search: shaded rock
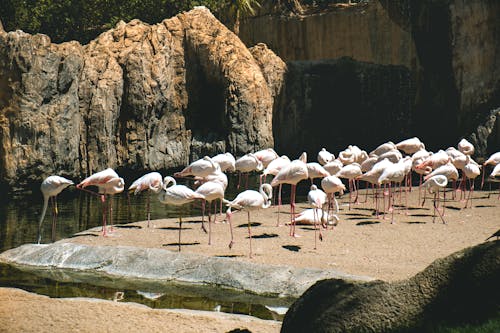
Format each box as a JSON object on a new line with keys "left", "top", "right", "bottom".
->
{"left": 467, "top": 108, "right": 500, "bottom": 158}
{"left": 281, "top": 240, "right": 500, "bottom": 333}
{"left": 0, "top": 242, "right": 373, "bottom": 298}
{"left": 0, "top": 7, "right": 274, "bottom": 189}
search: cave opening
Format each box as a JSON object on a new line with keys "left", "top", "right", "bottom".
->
{"left": 184, "top": 56, "right": 228, "bottom": 161}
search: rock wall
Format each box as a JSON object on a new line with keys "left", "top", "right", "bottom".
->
{"left": 240, "top": 0, "right": 500, "bottom": 156}
{"left": 0, "top": 7, "right": 274, "bottom": 189}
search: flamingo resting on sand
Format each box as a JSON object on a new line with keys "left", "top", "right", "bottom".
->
{"left": 128, "top": 172, "right": 163, "bottom": 227}
{"left": 38, "top": 175, "right": 74, "bottom": 243}
{"left": 77, "top": 168, "right": 124, "bottom": 236}
{"left": 225, "top": 183, "right": 272, "bottom": 258}
{"left": 158, "top": 176, "right": 204, "bottom": 252}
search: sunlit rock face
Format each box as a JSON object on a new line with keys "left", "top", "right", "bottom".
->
{"left": 0, "top": 7, "right": 274, "bottom": 189}
{"left": 240, "top": 0, "right": 500, "bottom": 156}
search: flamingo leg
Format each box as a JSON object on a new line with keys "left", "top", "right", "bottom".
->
{"left": 290, "top": 184, "right": 299, "bottom": 237}
{"left": 313, "top": 208, "right": 318, "bottom": 250}
{"left": 247, "top": 211, "right": 253, "bottom": 258}
{"left": 178, "top": 214, "right": 182, "bottom": 252}
{"left": 276, "top": 184, "right": 282, "bottom": 227}
{"left": 51, "top": 196, "right": 57, "bottom": 243}
{"left": 101, "top": 195, "right": 107, "bottom": 236}
{"left": 201, "top": 200, "right": 207, "bottom": 233}
{"left": 38, "top": 196, "right": 49, "bottom": 244}
{"left": 108, "top": 195, "right": 114, "bottom": 232}
{"left": 208, "top": 201, "right": 212, "bottom": 245}
{"left": 146, "top": 191, "right": 151, "bottom": 228}
{"left": 227, "top": 209, "right": 234, "bottom": 249}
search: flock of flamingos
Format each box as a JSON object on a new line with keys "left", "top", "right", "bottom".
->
{"left": 38, "top": 137, "right": 500, "bottom": 257}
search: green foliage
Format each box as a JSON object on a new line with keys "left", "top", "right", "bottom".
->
{"left": 0, "top": 0, "right": 253, "bottom": 44}
{"left": 429, "top": 317, "right": 500, "bottom": 333}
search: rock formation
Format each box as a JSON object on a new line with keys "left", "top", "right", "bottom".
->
{"left": 0, "top": 7, "right": 274, "bottom": 189}
{"left": 281, "top": 240, "right": 500, "bottom": 332}
{"left": 240, "top": 0, "right": 500, "bottom": 156}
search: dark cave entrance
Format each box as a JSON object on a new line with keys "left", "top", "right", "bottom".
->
{"left": 184, "top": 53, "right": 229, "bottom": 161}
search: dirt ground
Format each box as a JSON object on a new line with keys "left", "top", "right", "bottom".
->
{"left": 1, "top": 187, "right": 499, "bottom": 333}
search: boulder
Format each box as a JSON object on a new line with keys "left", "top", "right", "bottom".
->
{"left": 281, "top": 240, "right": 500, "bottom": 332}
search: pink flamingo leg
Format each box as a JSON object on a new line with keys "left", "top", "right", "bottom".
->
{"left": 226, "top": 209, "right": 235, "bottom": 249}
{"left": 101, "top": 195, "right": 107, "bottom": 237}
{"left": 201, "top": 200, "right": 207, "bottom": 233}
{"left": 146, "top": 191, "right": 151, "bottom": 228}
{"left": 51, "top": 196, "right": 57, "bottom": 242}
{"left": 276, "top": 184, "right": 282, "bottom": 226}
{"left": 247, "top": 211, "right": 253, "bottom": 258}
{"left": 208, "top": 201, "right": 212, "bottom": 245}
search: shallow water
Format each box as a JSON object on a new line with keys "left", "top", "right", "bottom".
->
{"left": 0, "top": 173, "right": 303, "bottom": 320}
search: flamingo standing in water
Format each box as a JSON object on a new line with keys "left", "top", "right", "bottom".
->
{"left": 158, "top": 176, "right": 204, "bottom": 252}
{"left": 307, "top": 184, "right": 327, "bottom": 248}
{"left": 77, "top": 168, "right": 124, "bottom": 236}
{"left": 128, "top": 172, "right": 163, "bottom": 227}
{"left": 38, "top": 176, "right": 73, "bottom": 243}
{"left": 174, "top": 156, "right": 219, "bottom": 178}
{"left": 271, "top": 152, "right": 308, "bottom": 237}
{"left": 254, "top": 148, "right": 279, "bottom": 168}
{"left": 225, "top": 183, "right": 272, "bottom": 258}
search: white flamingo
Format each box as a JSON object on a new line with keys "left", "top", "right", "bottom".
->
{"left": 395, "top": 137, "right": 425, "bottom": 155}
{"left": 271, "top": 152, "right": 308, "bottom": 237}
{"left": 158, "top": 176, "right": 204, "bottom": 251}
{"left": 195, "top": 181, "right": 225, "bottom": 244}
{"left": 317, "top": 148, "right": 335, "bottom": 165}
{"left": 235, "top": 153, "right": 263, "bottom": 189}
{"left": 224, "top": 183, "right": 272, "bottom": 258}
{"left": 421, "top": 175, "right": 448, "bottom": 224}
{"left": 254, "top": 148, "right": 279, "bottom": 168}
{"left": 77, "top": 168, "right": 124, "bottom": 237}
{"left": 320, "top": 175, "right": 345, "bottom": 217}
{"left": 260, "top": 155, "right": 291, "bottom": 225}
{"left": 307, "top": 184, "right": 328, "bottom": 248}
{"left": 128, "top": 172, "right": 163, "bottom": 227}
{"left": 174, "top": 156, "right": 219, "bottom": 178}
{"left": 211, "top": 152, "right": 236, "bottom": 172}
{"left": 38, "top": 175, "right": 73, "bottom": 243}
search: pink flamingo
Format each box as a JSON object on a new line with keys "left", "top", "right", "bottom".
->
{"left": 336, "top": 163, "right": 362, "bottom": 209}
{"left": 195, "top": 181, "right": 225, "bottom": 244}
{"left": 77, "top": 168, "right": 124, "bottom": 236}
{"left": 271, "top": 152, "right": 309, "bottom": 237}
{"left": 158, "top": 176, "right": 204, "bottom": 252}
{"left": 235, "top": 153, "right": 263, "bottom": 189}
{"left": 395, "top": 137, "right": 425, "bottom": 155}
{"left": 260, "top": 155, "right": 290, "bottom": 225}
{"left": 254, "top": 148, "right": 279, "bottom": 168}
{"left": 211, "top": 152, "right": 236, "bottom": 172}
{"left": 307, "top": 184, "right": 327, "bottom": 248}
{"left": 317, "top": 148, "right": 335, "bottom": 166}
{"left": 320, "top": 175, "right": 345, "bottom": 218}
{"left": 128, "top": 172, "right": 163, "bottom": 227}
{"left": 462, "top": 158, "right": 481, "bottom": 208}
{"left": 481, "top": 152, "right": 500, "bottom": 189}
{"left": 38, "top": 175, "right": 73, "bottom": 243}
{"left": 225, "top": 183, "right": 272, "bottom": 258}
{"left": 421, "top": 175, "right": 448, "bottom": 224}
{"left": 174, "top": 156, "right": 219, "bottom": 178}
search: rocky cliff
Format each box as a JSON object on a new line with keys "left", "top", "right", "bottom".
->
{"left": 0, "top": 7, "right": 274, "bottom": 189}
{"left": 240, "top": 0, "right": 500, "bottom": 156}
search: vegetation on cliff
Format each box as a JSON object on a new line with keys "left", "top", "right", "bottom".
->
{"left": 0, "top": 0, "right": 261, "bottom": 43}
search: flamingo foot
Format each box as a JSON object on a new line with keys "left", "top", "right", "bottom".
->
{"left": 228, "top": 241, "right": 234, "bottom": 249}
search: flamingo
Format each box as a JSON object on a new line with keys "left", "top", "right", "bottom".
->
{"left": 260, "top": 155, "right": 291, "bottom": 225}
{"left": 378, "top": 159, "right": 407, "bottom": 223}
{"left": 158, "top": 176, "right": 204, "bottom": 252}
{"left": 458, "top": 138, "right": 474, "bottom": 155}
{"left": 294, "top": 209, "right": 338, "bottom": 226}
{"left": 174, "top": 156, "right": 219, "bottom": 178}
{"left": 254, "top": 148, "right": 279, "bottom": 168}
{"left": 317, "top": 148, "right": 335, "bottom": 166}
{"left": 306, "top": 162, "right": 330, "bottom": 184}
{"left": 487, "top": 163, "right": 500, "bottom": 199}
{"left": 357, "top": 158, "right": 393, "bottom": 216}
{"left": 462, "top": 157, "right": 481, "bottom": 208}
{"left": 416, "top": 150, "right": 450, "bottom": 170}
{"left": 481, "top": 152, "right": 500, "bottom": 188}
{"left": 321, "top": 175, "right": 345, "bottom": 218}
{"left": 128, "top": 172, "right": 163, "bottom": 227}
{"left": 235, "top": 153, "right": 263, "bottom": 189}
{"left": 421, "top": 175, "right": 448, "bottom": 224}
{"left": 38, "top": 176, "right": 73, "bottom": 244}
{"left": 271, "top": 152, "right": 309, "bottom": 237}
{"left": 395, "top": 137, "right": 425, "bottom": 155}
{"left": 211, "top": 152, "right": 236, "bottom": 172}
{"left": 77, "top": 168, "right": 124, "bottom": 236}
{"left": 194, "top": 167, "right": 228, "bottom": 222}
{"left": 225, "top": 183, "right": 272, "bottom": 258}
{"left": 370, "top": 141, "right": 397, "bottom": 156}
{"left": 195, "top": 181, "right": 225, "bottom": 244}
{"left": 336, "top": 162, "right": 362, "bottom": 209}
{"left": 323, "top": 159, "right": 343, "bottom": 176}
{"left": 307, "top": 184, "right": 327, "bottom": 248}
{"left": 376, "top": 149, "right": 402, "bottom": 163}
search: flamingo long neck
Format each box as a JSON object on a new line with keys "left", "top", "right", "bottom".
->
{"left": 260, "top": 184, "right": 272, "bottom": 208}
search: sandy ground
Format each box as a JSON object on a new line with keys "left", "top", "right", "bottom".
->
{"left": 2, "top": 187, "right": 499, "bottom": 332}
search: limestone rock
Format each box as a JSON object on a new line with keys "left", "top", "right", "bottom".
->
{"left": 0, "top": 7, "right": 274, "bottom": 189}
{"left": 281, "top": 240, "right": 500, "bottom": 333}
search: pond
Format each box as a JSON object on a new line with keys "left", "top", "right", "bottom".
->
{"left": 0, "top": 173, "right": 307, "bottom": 321}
